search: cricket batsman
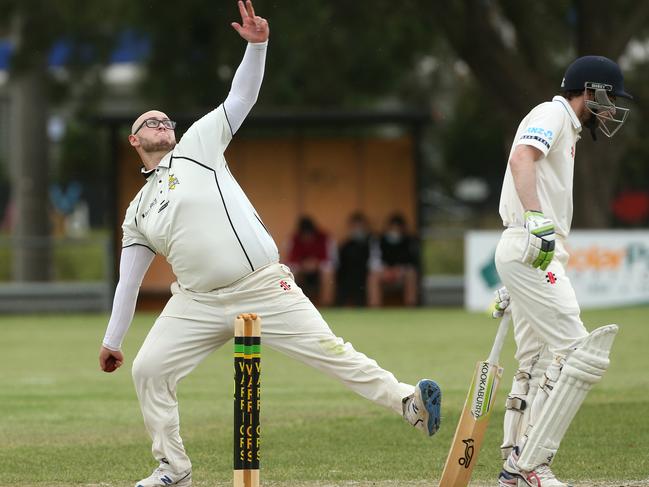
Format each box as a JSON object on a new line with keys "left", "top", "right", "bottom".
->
{"left": 98, "top": 2, "right": 441, "bottom": 486}
{"left": 494, "top": 56, "right": 632, "bottom": 486}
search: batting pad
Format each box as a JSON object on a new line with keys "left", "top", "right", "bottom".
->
{"left": 501, "top": 353, "right": 551, "bottom": 460}
{"left": 517, "top": 324, "right": 618, "bottom": 470}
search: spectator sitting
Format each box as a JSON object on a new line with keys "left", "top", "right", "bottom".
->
{"left": 286, "top": 216, "right": 335, "bottom": 306}
{"left": 336, "top": 212, "right": 376, "bottom": 307}
{"left": 368, "top": 213, "right": 419, "bottom": 307}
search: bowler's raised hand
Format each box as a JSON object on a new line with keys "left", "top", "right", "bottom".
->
{"left": 231, "top": 0, "right": 269, "bottom": 43}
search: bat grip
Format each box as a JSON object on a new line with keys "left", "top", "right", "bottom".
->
{"left": 487, "top": 312, "right": 511, "bottom": 365}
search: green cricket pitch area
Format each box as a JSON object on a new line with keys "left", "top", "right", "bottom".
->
{"left": 1, "top": 306, "right": 648, "bottom": 486}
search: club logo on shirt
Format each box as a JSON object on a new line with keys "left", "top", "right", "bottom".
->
{"left": 168, "top": 174, "right": 180, "bottom": 190}
{"left": 546, "top": 272, "right": 557, "bottom": 284}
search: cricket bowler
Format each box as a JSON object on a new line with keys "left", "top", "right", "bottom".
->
{"left": 494, "top": 56, "right": 632, "bottom": 486}
{"left": 98, "top": 2, "right": 441, "bottom": 486}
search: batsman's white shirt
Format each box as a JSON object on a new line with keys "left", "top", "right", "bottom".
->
{"left": 496, "top": 96, "right": 588, "bottom": 358}
{"left": 122, "top": 105, "right": 279, "bottom": 291}
{"left": 499, "top": 96, "right": 582, "bottom": 238}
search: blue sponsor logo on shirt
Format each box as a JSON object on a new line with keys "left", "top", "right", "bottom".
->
{"left": 525, "top": 126, "right": 553, "bottom": 140}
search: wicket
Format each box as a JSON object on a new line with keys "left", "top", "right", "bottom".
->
{"left": 234, "top": 313, "right": 261, "bottom": 487}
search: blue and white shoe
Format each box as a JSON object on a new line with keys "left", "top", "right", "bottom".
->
{"left": 402, "top": 379, "right": 442, "bottom": 436}
{"left": 135, "top": 461, "right": 192, "bottom": 487}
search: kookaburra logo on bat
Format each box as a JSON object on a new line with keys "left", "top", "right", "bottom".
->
{"left": 458, "top": 438, "right": 475, "bottom": 468}
{"left": 472, "top": 362, "right": 490, "bottom": 417}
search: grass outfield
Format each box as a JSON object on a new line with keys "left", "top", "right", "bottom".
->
{"left": 1, "top": 307, "right": 648, "bottom": 487}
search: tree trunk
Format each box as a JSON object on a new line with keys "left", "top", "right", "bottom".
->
{"left": 10, "top": 55, "right": 51, "bottom": 281}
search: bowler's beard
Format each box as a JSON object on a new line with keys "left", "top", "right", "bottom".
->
{"left": 140, "top": 137, "right": 176, "bottom": 153}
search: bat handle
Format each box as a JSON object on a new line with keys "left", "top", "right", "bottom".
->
{"left": 487, "top": 312, "right": 511, "bottom": 365}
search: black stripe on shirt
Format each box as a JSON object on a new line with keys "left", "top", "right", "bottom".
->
{"left": 122, "top": 242, "right": 156, "bottom": 255}
{"left": 134, "top": 192, "right": 144, "bottom": 228}
{"left": 254, "top": 212, "right": 272, "bottom": 238}
{"left": 170, "top": 155, "right": 255, "bottom": 272}
{"left": 223, "top": 104, "right": 234, "bottom": 136}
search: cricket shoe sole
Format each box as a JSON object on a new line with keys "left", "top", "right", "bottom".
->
{"left": 415, "top": 379, "right": 442, "bottom": 436}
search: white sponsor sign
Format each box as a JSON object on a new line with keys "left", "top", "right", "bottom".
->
{"left": 465, "top": 230, "right": 649, "bottom": 311}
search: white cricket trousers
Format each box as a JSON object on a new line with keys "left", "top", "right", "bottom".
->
{"left": 495, "top": 227, "right": 589, "bottom": 368}
{"left": 131, "top": 263, "right": 413, "bottom": 473}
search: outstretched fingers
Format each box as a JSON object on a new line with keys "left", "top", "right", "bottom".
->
{"left": 232, "top": 0, "right": 268, "bottom": 41}
{"left": 246, "top": 0, "right": 256, "bottom": 18}
{"left": 238, "top": 0, "right": 250, "bottom": 21}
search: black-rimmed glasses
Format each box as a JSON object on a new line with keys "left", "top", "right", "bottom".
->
{"left": 133, "top": 118, "right": 177, "bottom": 134}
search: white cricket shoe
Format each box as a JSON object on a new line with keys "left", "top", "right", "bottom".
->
{"left": 135, "top": 461, "right": 192, "bottom": 487}
{"left": 402, "top": 379, "right": 441, "bottom": 436}
{"left": 503, "top": 448, "right": 572, "bottom": 487}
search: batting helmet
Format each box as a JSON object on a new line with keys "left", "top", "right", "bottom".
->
{"left": 560, "top": 55, "right": 633, "bottom": 99}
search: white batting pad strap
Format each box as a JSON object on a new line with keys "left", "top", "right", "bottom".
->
{"left": 517, "top": 325, "right": 618, "bottom": 470}
{"left": 504, "top": 370, "right": 531, "bottom": 412}
{"left": 505, "top": 396, "right": 525, "bottom": 410}
{"left": 500, "top": 352, "right": 550, "bottom": 461}
{"left": 501, "top": 372, "right": 529, "bottom": 460}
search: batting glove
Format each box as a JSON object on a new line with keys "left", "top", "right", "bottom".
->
{"left": 492, "top": 286, "right": 511, "bottom": 319}
{"left": 522, "top": 210, "right": 555, "bottom": 271}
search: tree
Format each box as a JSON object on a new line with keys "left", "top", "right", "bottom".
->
{"left": 7, "top": 8, "right": 53, "bottom": 280}
{"left": 0, "top": 0, "right": 127, "bottom": 280}
{"left": 123, "top": 0, "right": 434, "bottom": 111}
{"left": 438, "top": 0, "right": 649, "bottom": 227}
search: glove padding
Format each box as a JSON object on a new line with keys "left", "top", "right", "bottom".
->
{"left": 522, "top": 210, "right": 555, "bottom": 271}
{"left": 492, "top": 286, "right": 511, "bottom": 319}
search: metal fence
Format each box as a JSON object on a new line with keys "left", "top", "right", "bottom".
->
{"left": 0, "top": 234, "right": 113, "bottom": 313}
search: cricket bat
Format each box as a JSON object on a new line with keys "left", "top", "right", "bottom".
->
{"left": 438, "top": 312, "right": 511, "bottom": 487}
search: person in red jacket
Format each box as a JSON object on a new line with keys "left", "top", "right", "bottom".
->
{"left": 286, "top": 215, "right": 335, "bottom": 305}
